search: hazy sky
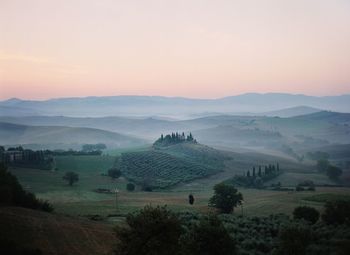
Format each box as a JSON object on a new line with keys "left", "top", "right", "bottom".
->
{"left": 1, "top": 0, "right": 350, "bottom": 100}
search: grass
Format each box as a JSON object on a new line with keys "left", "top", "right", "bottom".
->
{"left": 303, "top": 193, "right": 350, "bottom": 203}
{"left": 8, "top": 152, "right": 350, "bottom": 219}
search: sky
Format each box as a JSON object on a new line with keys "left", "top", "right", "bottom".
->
{"left": 1, "top": 0, "right": 350, "bottom": 100}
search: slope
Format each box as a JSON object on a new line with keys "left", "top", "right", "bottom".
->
{"left": 0, "top": 206, "right": 114, "bottom": 255}
{"left": 0, "top": 122, "right": 146, "bottom": 149}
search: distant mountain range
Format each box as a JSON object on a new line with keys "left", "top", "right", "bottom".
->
{"left": 0, "top": 93, "right": 349, "bottom": 118}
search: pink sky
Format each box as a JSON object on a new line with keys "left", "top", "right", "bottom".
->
{"left": 1, "top": 0, "right": 350, "bottom": 100}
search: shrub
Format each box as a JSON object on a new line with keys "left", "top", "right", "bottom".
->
{"left": 322, "top": 200, "right": 350, "bottom": 225}
{"left": 62, "top": 171, "right": 79, "bottom": 186}
{"left": 181, "top": 215, "right": 236, "bottom": 255}
{"left": 126, "top": 183, "right": 135, "bottom": 191}
{"left": 293, "top": 206, "right": 320, "bottom": 224}
{"left": 108, "top": 168, "right": 122, "bottom": 179}
{"left": 114, "top": 205, "right": 182, "bottom": 255}
{"left": 275, "top": 224, "right": 312, "bottom": 255}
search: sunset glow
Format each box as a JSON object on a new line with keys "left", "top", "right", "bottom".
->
{"left": 1, "top": 0, "right": 350, "bottom": 100}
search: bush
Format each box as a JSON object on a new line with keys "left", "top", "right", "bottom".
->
{"left": 114, "top": 205, "right": 182, "bottom": 255}
{"left": 181, "top": 215, "right": 236, "bottom": 255}
{"left": 293, "top": 206, "right": 319, "bottom": 224}
{"left": 108, "top": 168, "right": 122, "bottom": 179}
{"left": 322, "top": 200, "right": 350, "bottom": 225}
{"left": 275, "top": 224, "right": 312, "bottom": 255}
{"left": 62, "top": 171, "right": 79, "bottom": 186}
{"left": 126, "top": 183, "right": 135, "bottom": 191}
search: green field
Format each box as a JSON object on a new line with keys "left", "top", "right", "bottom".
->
{"left": 8, "top": 150, "right": 350, "bottom": 219}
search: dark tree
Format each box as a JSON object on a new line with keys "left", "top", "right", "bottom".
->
{"left": 252, "top": 167, "right": 256, "bottom": 177}
{"left": 62, "top": 171, "right": 79, "bottom": 186}
{"left": 209, "top": 183, "right": 243, "bottom": 213}
{"left": 181, "top": 215, "right": 236, "bottom": 255}
{"left": 108, "top": 168, "right": 122, "bottom": 179}
{"left": 126, "top": 183, "right": 135, "bottom": 191}
{"left": 114, "top": 205, "right": 182, "bottom": 255}
{"left": 258, "top": 166, "right": 262, "bottom": 177}
{"left": 326, "top": 165, "right": 342, "bottom": 180}
{"left": 293, "top": 206, "right": 320, "bottom": 224}
{"left": 322, "top": 200, "right": 350, "bottom": 225}
{"left": 247, "top": 170, "right": 250, "bottom": 177}
{"left": 0, "top": 163, "right": 53, "bottom": 212}
{"left": 317, "top": 159, "right": 329, "bottom": 172}
{"left": 188, "top": 194, "right": 195, "bottom": 205}
{"left": 275, "top": 224, "right": 312, "bottom": 255}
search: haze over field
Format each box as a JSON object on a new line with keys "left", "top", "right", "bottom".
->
{"left": 1, "top": 1, "right": 350, "bottom": 255}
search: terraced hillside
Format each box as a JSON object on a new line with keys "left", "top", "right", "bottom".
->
{"left": 119, "top": 143, "right": 228, "bottom": 189}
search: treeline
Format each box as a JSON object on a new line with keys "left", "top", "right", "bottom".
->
{"left": 0, "top": 146, "right": 54, "bottom": 170}
{"left": 153, "top": 132, "right": 197, "bottom": 147}
{"left": 0, "top": 163, "right": 53, "bottom": 212}
{"left": 228, "top": 164, "right": 281, "bottom": 188}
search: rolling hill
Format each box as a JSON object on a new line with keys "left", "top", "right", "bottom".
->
{"left": 119, "top": 142, "right": 229, "bottom": 189}
{"left": 0, "top": 206, "right": 114, "bottom": 255}
{"left": 0, "top": 122, "right": 146, "bottom": 149}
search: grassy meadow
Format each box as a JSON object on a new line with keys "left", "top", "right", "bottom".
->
{"left": 8, "top": 151, "right": 350, "bottom": 219}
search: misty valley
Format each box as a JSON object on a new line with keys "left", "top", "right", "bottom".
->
{"left": 0, "top": 94, "right": 349, "bottom": 255}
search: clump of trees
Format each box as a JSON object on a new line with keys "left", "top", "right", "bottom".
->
{"left": 316, "top": 159, "right": 343, "bottom": 180}
{"left": 0, "top": 146, "right": 54, "bottom": 170}
{"left": 62, "top": 171, "right": 79, "bottom": 186}
{"left": 126, "top": 183, "right": 135, "bottom": 191}
{"left": 82, "top": 143, "right": 106, "bottom": 152}
{"left": 293, "top": 206, "right": 320, "bottom": 224}
{"left": 322, "top": 200, "right": 350, "bottom": 225}
{"left": 114, "top": 205, "right": 236, "bottom": 255}
{"left": 108, "top": 168, "right": 122, "bottom": 179}
{"left": 181, "top": 215, "right": 236, "bottom": 255}
{"left": 209, "top": 183, "right": 243, "bottom": 213}
{"left": 153, "top": 132, "right": 197, "bottom": 147}
{"left": 230, "top": 164, "right": 281, "bottom": 189}
{"left": 114, "top": 205, "right": 182, "bottom": 255}
{"left": 0, "top": 163, "right": 53, "bottom": 212}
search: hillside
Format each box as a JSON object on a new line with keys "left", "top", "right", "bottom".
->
{"left": 0, "top": 206, "right": 114, "bottom": 255}
{"left": 119, "top": 142, "right": 228, "bottom": 189}
{"left": 0, "top": 122, "right": 146, "bottom": 149}
{"left": 292, "top": 111, "right": 350, "bottom": 124}
{"left": 260, "top": 106, "right": 322, "bottom": 117}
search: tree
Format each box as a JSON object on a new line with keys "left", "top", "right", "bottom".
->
{"left": 181, "top": 215, "right": 236, "bottom": 255}
{"left": 322, "top": 200, "right": 350, "bottom": 225}
{"left": 275, "top": 224, "right": 312, "bottom": 255}
{"left": 258, "top": 166, "right": 262, "bottom": 177}
{"left": 326, "top": 165, "right": 342, "bottom": 180}
{"left": 293, "top": 206, "right": 319, "bottom": 224}
{"left": 0, "top": 163, "right": 53, "bottom": 212}
{"left": 209, "top": 183, "right": 243, "bottom": 213}
{"left": 108, "top": 168, "right": 122, "bottom": 179}
{"left": 247, "top": 170, "right": 250, "bottom": 177}
{"left": 126, "top": 183, "right": 135, "bottom": 191}
{"left": 252, "top": 167, "right": 256, "bottom": 177}
{"left": 188, "top": 194, "right": 194, "bottom": 205}
{"left": 114, "top": 205, "right": 182, "bottom": 255}
{"left": 317, "top": 159, "right": 329, "bottom": 172}
{"left": 62, "top": 171, "right": 79, "bottom": 186}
